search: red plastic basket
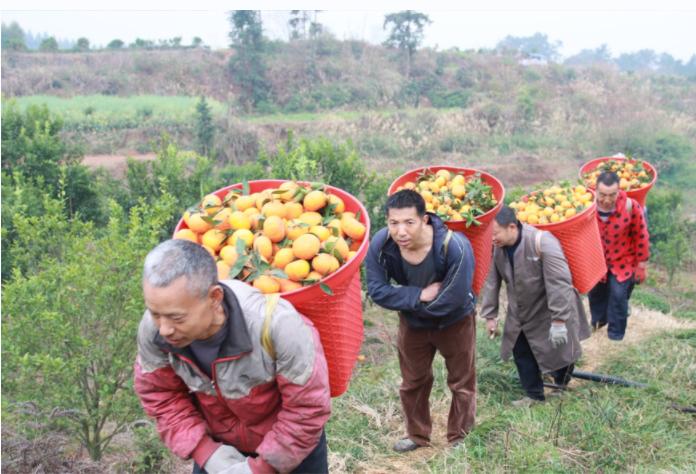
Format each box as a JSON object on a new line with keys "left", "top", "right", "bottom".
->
{"left": 579, "top": 157, "right": 657, "bottom": 207}
{"left": 174, "top": 180, "right": 370, "bottom": 397}
{"left": 388, "top": 166, "right": 505, "bottom": 295}
{"left": 521, "top": 189, "right": 606, "bottom": 294}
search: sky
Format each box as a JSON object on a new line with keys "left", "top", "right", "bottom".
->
{"left": 2, "top": 0, "right": 695, "bottom": 62}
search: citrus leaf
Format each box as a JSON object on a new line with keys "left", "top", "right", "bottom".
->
{"left": 320, "top": 283, "right": 334, "bottom": 295}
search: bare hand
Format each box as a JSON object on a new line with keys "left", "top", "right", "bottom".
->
{"left": 486, "top": 318, "right": 499, "bottom": 339}
{"left": 420, "top": 282, "right": 441, "bottom": 302}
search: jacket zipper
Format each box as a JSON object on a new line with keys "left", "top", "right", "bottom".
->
{"left": 212, "top": 355, "right": 251, "bottom": 450}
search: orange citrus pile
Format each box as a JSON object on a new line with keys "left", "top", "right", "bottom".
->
{"left": 173, "top": 181, "right": 366, "bottom": 294}
{"left": 582, "top": 159, "right": 653, "bottom": 191}
{"left": 509, "top": 183, "right": 593, "bottom": 225}
{"left": 393, "top": 169, "right": 498, "bottom": 226}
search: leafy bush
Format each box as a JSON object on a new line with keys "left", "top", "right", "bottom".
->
{"left": 428, "top": 88, "right": 471, "bottom": 108}
{"left": 2, "top": 192, "right": 177, "bottom": 460}
{"left": 631, "top": 288, "right": 671, "bottom": 314}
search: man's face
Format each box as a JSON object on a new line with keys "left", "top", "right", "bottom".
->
{"left": 596, "top": 182, "right": 620, "bottom": 211}
{"left": 143, "top": 276, "right": 222, "bottom": 348}
{"left": 491, "top": 221, "right": 518, "bottom": 248}
{"left": 387, "top": 207, "right": 428, "bottom": 250}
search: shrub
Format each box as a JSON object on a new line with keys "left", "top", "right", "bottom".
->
{"left": 631, "top": 288, "right": 671, "bottom": 314}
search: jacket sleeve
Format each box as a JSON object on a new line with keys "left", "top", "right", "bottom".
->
{"left": 250, "top": 300, "right": 331, "bottom": 474}
{"left": 479, "top": 255, "right": 502, "bottom": 320}
{"left": 419, "top": 232, "right": 475, "bottom": 317}
{"left": 365, "top": 229, "right": 423, "bottom": 312}
{"left": 630, "top": 200, "right": 650, "bottom": 263}
{"left": 539, "top": 232, "right": 574, "bottom": 322}
{"left": 133, "top": 315, "right": 221, "bottom": 467}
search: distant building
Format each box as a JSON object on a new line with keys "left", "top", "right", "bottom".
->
{"left": 519, "top": 53, "right": 548, "bottom": 66}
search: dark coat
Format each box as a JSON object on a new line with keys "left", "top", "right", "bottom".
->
{"left": 366, "top": 213, "right": 476, "bottom": 330}
{"left": 479, "top": 224, "right": 591, "bottom": 372}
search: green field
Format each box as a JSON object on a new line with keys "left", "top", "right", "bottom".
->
{"left": 11, "top": 95, "right": 227, "bottom": 131}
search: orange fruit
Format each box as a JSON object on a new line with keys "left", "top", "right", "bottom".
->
{"left": 278, "top": 181, "right": 299, "bottom": 201}
{"left": 284, "top": 201, "right": 304, "bottom": 219}
{"left": 235, "top": 194, "right": 256, "bottom": 211}
{"left": 212, "top": 207, "right": 232, "bottom": 230}
{"left": 278, "top": 278, "right": 303, "bottom": 293}
{"left": 262, "top": 200, "right": 287, "bottom": 218}
{"left": 284, "top": 259, "right": 311, "bottom": 282}
{"left": 228, "top": 229, "right": 254, "bottom": 248}
{"left": 201, "top": 194, "right": 222, "bottom": 215}
{"left": 312, "top": 253, "right": 340, "bottom": 276}
{"left": 174, "top": 228, "right": 198, "bottom": 243}
{"left": 323, "top": 236, "right": 350, "bottom": 260}
{"left": 262, "top": 215, "right": 286, "bottom": 243}
{"left": 341, "top": 216, "right": 366, "bottom": 240}
{"left": 303, "top": 190, "right": 327, "bottom": 212}
{"left": 253, "top": 275, "right": 280, "bottom": 294}
{"left": 327, "top": 194, "right": 345, "bottom": 214}
{"left": 253, "top": 235, "right": 273, "bottom": 261}
{"left": 202, "top": 245, "right": 216, "bottom": 258}
{"left": 201, "top": 229, "right": 227, "bottom": 252}
{"left": 229, "top": 211, "right": 251, "bottom": 230}
{"left": 184, "top": 210, "right": 212, "bottom": 233}
{"left": 292, "top": 233, "right": 321, "bottom": 260}
{"left": 326, "top": 218, "right": 344, "bottom": 237}
{"left": 255, "top": 190, "right": 273, "bottom": 211}
{"left": 287, "top": 219, "right": 310, "bottom": 241}
{"left": 309, "top": 225, "right": 331, "bottom": 242}
{"left": 272, "top": 248, "right": 295, "bottom": 269}
{"left": 298, "top": 211, "right": 323, "bottom": 227}
{"left": 306, "top": 271, "right": 323, "bottom": 282}
{"left": 217, "top": 261, "right": 231, "bottom": 280}
{"left": 347, "top": 250, "right": 357, "bottom": 260}
{"left": 219, "top": 245, "right": 239, "bottom": 266}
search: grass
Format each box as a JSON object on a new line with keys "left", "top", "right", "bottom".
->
{"left": 326, "top": 306, "right": 696, "bottom": 472}
{"left": 11, "top": 95, "right": 226, "bottom": 131}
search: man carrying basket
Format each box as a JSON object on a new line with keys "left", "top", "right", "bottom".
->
{"left": 480, "top": 206, "right": 591, "bottom": 406}
{"left": 366, "top": 189, "right": 477, "bottom": 452}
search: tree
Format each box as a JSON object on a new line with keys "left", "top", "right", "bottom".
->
{"left": 289, "top": 10, "right": 310, "bottom": 40}
{"left": 195, "top": 96, "right": 215, "bottom": 157}
{"left": 39, "top": 36, "right": 59, "bottom": 52}
{"left": 1, "top": 21, "right": 27, "bottom": 51}
{"left": 383, "top": 10, "right": 431, "bottom": 78}
{"left": 74, "top": 37, "right": 90, "bottom": 51}
{"left": 107, "top": 38, "right": 124, "bottom": 49}
{"left": 191, "top": 36, "right": 203, "bottom": 48}
{"left": 564, "top": 44, "right": 612, "bottom": 66}
{"left": 228, "top": 10, "right": 271, "bottom": 111}
{"left": 615, "top": 49, "right": 658, "bottom": 72}
{"left": 496, "top": 32, "right": 562, "bottom": 62}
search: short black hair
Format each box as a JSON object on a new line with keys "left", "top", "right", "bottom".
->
{"left": 494, "top": 206, "right": 518, "bottom": 226}
{"left": 386, "top": 189, "right": 426, "bottom": 216}
{"left": 597, "top": 170, "right": 620, "bottom": 187}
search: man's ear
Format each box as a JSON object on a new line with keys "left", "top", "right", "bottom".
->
{"left": 209, "top": 284, "right": 224, "bottom": 304}
{"left": 423, "top": 213, "right": 429, "bottom": 224}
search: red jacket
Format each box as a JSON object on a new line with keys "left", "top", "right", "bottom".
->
{"left": 134, "top": 281, "right": 331, "bottom": 473}
{"left": 596, "top": 191, "right": 650, "bottom": 282}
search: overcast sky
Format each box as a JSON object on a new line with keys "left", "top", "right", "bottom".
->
{"left": 2, "top": 0, "right": 695, "bottom": 61}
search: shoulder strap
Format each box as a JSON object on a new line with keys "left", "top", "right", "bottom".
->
{"left": 534, "top": 230, "right": 544, "bottom": 258}
{"left": 261, "top": 293, "right": 280, "bottom": 360}
{"left": 625, "top": 197, "right": 633, "bottom": 214}
{"left": 443, "top": 230, "right": 453, "bottom": 256}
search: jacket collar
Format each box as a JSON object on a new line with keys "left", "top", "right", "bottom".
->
{"left": 153, "top": 283, "right": 253, "bottom": 360}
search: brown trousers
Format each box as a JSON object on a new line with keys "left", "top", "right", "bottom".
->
{"left": 396, "top": 314, "right": 477, "bottom": 445}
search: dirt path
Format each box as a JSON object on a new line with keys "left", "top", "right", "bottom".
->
{"left": 82, "top": 153, "right": 156, "bottom": 178}
{"left": 350, "top": 305, "right": 696, "bottom": 474}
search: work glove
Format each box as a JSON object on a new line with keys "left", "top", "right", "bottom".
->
{"left": 634, "top": 265, "right": 647, "bottom": 284}
{"left": 204, "top": 445, "right": 246, "bottom": 474}
{"left": 548, "top": 321, "right": 568, "bottom": 348}
{"left": 220, "top": 460, "right": 252, "bottom": 474}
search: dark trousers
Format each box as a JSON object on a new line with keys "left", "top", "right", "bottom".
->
{"left": 512, "top": 331, "right": 574, "bottom": 401}
{"left": 192, "top": 430, "right": 328, "bottom": 474}
{"left": 588, "top": 273, "right": 635, "bottom": 340}
{"left": 396, "top": 314, "right": 477, "bottom": 445}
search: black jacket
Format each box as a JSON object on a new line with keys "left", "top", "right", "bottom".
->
{"left": 366, "top": 213, "right": 476, "bottom": 329}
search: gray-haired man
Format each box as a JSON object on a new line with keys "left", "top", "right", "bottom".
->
{"left": 134, "top": 239, "right": 331, "bottom": 474}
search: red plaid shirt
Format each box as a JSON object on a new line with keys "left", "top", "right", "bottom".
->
{"left": 597, "top": 191, "right": 650, "bottom": 283}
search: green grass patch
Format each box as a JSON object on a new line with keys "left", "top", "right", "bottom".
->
{"left": 327, "top": 311, "right": 696, "bottom": 472}
{"left": 632, "top": 287, "right": 672, "bottom": 314}
{"left": 12, "top": 95, "right": 226, "bottom": 131}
